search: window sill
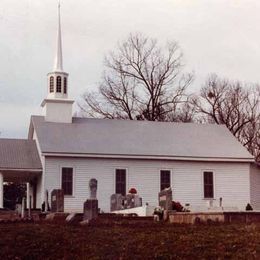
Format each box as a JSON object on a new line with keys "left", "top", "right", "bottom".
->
{"left": 203, "top": 198, "right": 216, "bottom": 200}
{"left": 64, "top": 195, "right": 75, "bottom": 198}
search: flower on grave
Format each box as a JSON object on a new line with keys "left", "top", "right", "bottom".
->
{"left": 172, "top": 201, "right": 184, "bottom": 212}
{"left": 128, "top": 188, "right": 137, "bottom": 194}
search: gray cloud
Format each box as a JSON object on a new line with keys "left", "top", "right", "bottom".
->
{"left": 1, "top": 0, "right": 260, "bottom": 137}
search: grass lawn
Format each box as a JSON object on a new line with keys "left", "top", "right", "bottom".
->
{"left": 0, "top": 222, "right": 260, "bottom": 259}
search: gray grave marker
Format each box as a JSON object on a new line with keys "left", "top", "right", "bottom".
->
{"left": 158, "top": 188, "right": 172, "bottom": 210}
{"left": 110, "top": 194, "right": 124, "bottom": 211}
{"left": 83, "top": 178, "right": 99, "bottom": 221}
{"left": 51, "top": 189, "right": 64, "bottom": 212}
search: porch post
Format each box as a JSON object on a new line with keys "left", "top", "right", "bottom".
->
{"left": 33, "top": 181, "right": 37, "bottom": 209}
{"left": 26, "top": 182, "right": 30, "bottom": 209}
{"left": 0, "top": 172, "right": 3, "bottom": 208}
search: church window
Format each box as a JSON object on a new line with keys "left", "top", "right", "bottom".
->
{"left": 204, "top": 171, "right": 214, "bottom": 199}
{"left": 56, "top": 76, "right": 62, "bottom": 92}
{"left": 115, "top": 169, "right": 126, "bottom": 196}
{"left": 62, "top": 167, "right": 73, "bottom": 196}
{"left": 160, "top": 170, "right": 171, "bottom": 191}
{"left": 64, "top": 77, "right": 67, "bottom": 94}
{"left": 50, "top": 76, "right": 54, "bottom": 92}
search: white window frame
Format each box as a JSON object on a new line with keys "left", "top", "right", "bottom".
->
{"left": 56, "top": 76, "right": 62, "bottom": 93}
{"left": 49, "top": 76, "right": 54, "bottom": 93}
{"left": 63, "top": 77, "right": 67, "bottom": 94}
{"left": 60, "top": 166, "right": 75, "bottom": 197}
{"left": 159, "top": 169, "right": 172, "bottom": 192}
{"left": 201, "top": 169, "right": 216, "bottom": 200}
{"left": 114, "top": 168, "right": 128, "bottom": 195}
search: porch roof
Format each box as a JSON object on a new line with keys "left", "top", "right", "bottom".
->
{"left": 0, "top": 139, "right": 42, "bottom": 172}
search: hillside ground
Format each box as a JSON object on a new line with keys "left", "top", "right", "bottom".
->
{"left": 0, "top": 222, "right": 259, "bottom": 259}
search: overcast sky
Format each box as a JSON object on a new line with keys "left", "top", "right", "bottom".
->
{"left": 1, "top": 0, "right": 260, "bottom": 138}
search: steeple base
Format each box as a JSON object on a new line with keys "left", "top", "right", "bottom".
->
{"left": 41, "top": 99, "right": 74, "bottom": 123}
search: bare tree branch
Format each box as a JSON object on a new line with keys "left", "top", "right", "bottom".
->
{"left": 80, "top": 33, "right": 194, "bottom": 122}
{"left": 192, "top": 74, "right": 260, "bottom": 160}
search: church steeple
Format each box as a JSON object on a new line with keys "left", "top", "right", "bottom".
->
{"left": 45, "top": 0, "right": 68, "bottom": 100}
{"left": 41, "top": 0, "right": 74, "bottom": 123}
{"left": 53, "top": 1, "right": 63, "bottom": 72}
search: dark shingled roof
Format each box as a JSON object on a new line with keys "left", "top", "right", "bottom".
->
{"left": 0, "top": 139, "right": 42, "bottom": 170}
{"left": 31, "top": 115, "right": 254, "bottom": 161}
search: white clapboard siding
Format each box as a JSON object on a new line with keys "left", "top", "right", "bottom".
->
{"left": 43, "top": 157, "right": 251, "bottom": 213}
{"left": 32, "top": 129, "right": 45, "bottom": 209}
{"left": 250, "top": 164, "right": 260, "bottom": 210}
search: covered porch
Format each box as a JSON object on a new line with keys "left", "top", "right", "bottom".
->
{"left": 0, "top": 169, "right": 42, "bottom": 209}
{"left": 0, "top": 139, "right": 42, "bottom": 209}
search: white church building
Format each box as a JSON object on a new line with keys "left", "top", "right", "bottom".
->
{"left": 0, "top": 5, "right": 260, "bottom": 213}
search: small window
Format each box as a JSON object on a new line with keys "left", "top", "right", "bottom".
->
{"left": 115, "top": 169, "right": 126, "bottom": 195}
{"left": 50, "top": 76, "right": 54, "bottom": 93}
{"left": 204, "top": 171, "right": 214, "bottom": 198}
{"left": 62, "top": 167, "right": 73, "bottom": 195}
{"left": 160, "top": 170, "right": 171, "bottom": 191}
{"left": 56, "top": 76, "right": 62, "bottom": 93}
{"left": 64, "top": 77, "right": 67, "bottom": 94}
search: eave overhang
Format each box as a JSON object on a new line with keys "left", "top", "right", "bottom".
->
{"left": 42, "top": 152, "right": 255, "bottom": 163}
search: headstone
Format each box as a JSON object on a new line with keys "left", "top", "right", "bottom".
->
{"left": 43, "top": 190, "right": 50, "bottom": 212}
{"left": 219, "top": 197, "right": 223, "bottom": 207}
{"left": 45, "top": 212, "right": 69, "bottom": 223}
{"left": 21, "top": 197, "right": 26, "bottom": 218}
{"left": 80, "top": 219, "right": 89, "bottom": 226}
{"left": 110, "top": 194, "right": 124, "bottom": 211}
{"left": 125, "top": 194, "right": 142, "bottom": 209}
{"left": 51, "top": 189, "right": 64, "bottom": 212}
{"left": 154, "top": 215, "right": 160, "bottom": 222}
{"left": 123, "top": 197, "right": 128, "bottom": 209}
{"left": 45, "top": 213, "right": 55, "bottom": 221}
{"left": 110, "top": 193, "right": 143, "bottom": 211}
{"left": 83, "top": 178, "right": 98, "bottom": 221}
{"left": 15, "top": 204, "right": 22, "bottom": 215}
{"left": 89, "top": 178, "right": 97, "bottom": 199}
{"left": 135, "top": 195, "right": 142, "bottom": 207}
{"left": 126, "top": 194, "right": 134, "bottom": 209}
{"left": 66, "top": 213, "right": 83, "bottom": 225}
{"left": 158, "top": 187, "right": 172, "bottom": 210}
{"left": 83, "top": 199, "right": 98, "bottom": 221}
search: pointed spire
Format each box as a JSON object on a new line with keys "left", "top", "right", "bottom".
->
{"left": 53, "top": 0, "right": 63, "bottom": 72}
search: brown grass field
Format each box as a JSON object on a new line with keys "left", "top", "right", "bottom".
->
{"left": 0, "top": 222, "right": 260, "bottom": 259}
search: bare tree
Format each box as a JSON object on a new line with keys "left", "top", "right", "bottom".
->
{"left": 80, "top": 33, "right": 193, "bottom": 121}
{"left": 192, "top": 74, "right": 260, "bottom": 160}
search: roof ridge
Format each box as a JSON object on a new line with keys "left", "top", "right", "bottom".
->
{"left": 31, "top": 114, "right": 227, "bottom": 127}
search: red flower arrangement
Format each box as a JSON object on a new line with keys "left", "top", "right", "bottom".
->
{"left": 128, "top": 188, "right": 137, "bottom": 194}
{"left": 172, "top": 201, "right": 183, "bottom": 212}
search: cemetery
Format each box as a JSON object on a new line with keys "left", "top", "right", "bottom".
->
{"left": 1, "top": 179, "right": 260, "bottom": 258}
{"left": 1, "top": 179, "right": 260, "bottom": 259}
{"left": 1, "top": 178, "right": 260, "bottom": 226}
